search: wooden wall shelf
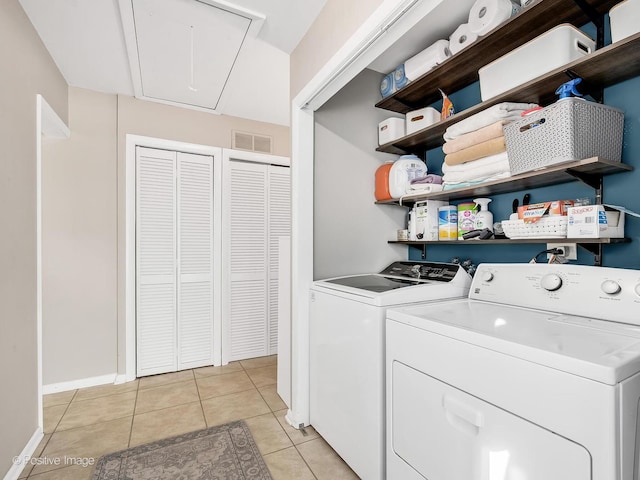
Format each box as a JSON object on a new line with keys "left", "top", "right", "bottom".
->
{"left": 375, "top": 0, "right": 620, "bottom": 114}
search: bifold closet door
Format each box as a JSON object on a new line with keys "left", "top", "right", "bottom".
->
{"left": 177, "top": 153, "right": 214, "bottom": 370}
{"left": 226, "top": 161, "right": 269, "bottom": 361}
{"left": 268, "top": 165, "right": 291, "bottom": 355}
{"left": 136, "top": 147, "right": 214, "bottom": 377}
{"left": 224, "top": 161, "right": 290, "bottom": 361}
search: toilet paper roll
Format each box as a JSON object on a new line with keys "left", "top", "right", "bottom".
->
{"left": 404, "top": 40, "right": 452, "bottom": 81}
{"left": 468, "top": 0, "right": 520, "bottom": 36}
{"left": 449, "top": 23, "right": 479, "bottom": 55}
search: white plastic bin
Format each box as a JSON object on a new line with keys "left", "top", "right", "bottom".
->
{"left": 406, "top": 107, "right": 440, "bottom": 135}
{"left": 378, "top": 117, "right": 405, "bottom": 145}
{"left": 610, "top": 0, "right": 640, "bottom": 43}
{"left": 478, "top": 24, "right": 595, "bottom": 101}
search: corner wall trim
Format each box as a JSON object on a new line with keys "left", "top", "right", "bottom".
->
{"left": 42, "top": 373, "right": 118, "bottom": 395}
{"left": 3, "top": 428, "right": 44, "bottom": 480}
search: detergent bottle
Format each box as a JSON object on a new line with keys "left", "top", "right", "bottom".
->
{"left": 474, "top": 198, "right": 494, "bottom": 232}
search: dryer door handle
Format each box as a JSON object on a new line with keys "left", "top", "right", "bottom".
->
{"left": 443, "top": 395, "right": 484, "bottom": 436}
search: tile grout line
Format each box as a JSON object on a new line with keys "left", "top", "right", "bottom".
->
{"left": 127, "top": 376, "right": 141, "bottom": 448}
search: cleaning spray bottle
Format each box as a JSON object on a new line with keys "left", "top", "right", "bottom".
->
{"left": 555, "top": 77, "right": 585, "bottom": 101}
{"left": 473, "top": 198, "right": 493, "bottom": 232}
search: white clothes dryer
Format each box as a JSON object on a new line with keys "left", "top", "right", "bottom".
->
{"left": 386, "top": 263, "right": 640, "bottom": 480}
{"left": 310, "top": 261, "right": 471, "bottom": 480}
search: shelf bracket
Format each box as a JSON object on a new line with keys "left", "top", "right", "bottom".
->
{"left": 578, "top": 243, "right": 603, "bottom": 266}
{"left": 566, "top": 170, "right": 604, "bottom": 203}
{"left": 571, "top": 0, "right": 605, "bottom": 49}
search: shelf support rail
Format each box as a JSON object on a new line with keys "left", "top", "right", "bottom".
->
{"left": 571, "top": 0, "right": 605, "bottom": 49}
{"left": 578, "top": 243, "right": 603, "bottom": 266}
{"left": 566, "top": 170, "right": 604, "bottom": 203}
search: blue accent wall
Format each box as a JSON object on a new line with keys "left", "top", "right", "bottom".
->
{"left": 407, "top": 46, "right": 640, "bottom": 269}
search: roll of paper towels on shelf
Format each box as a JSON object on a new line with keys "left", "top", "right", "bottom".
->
{"left": 404, "top": 40, "right": 451, "bottom": 80}
{"left": 468, "top": 0, "right": 520, "bottom": 36}
{"left": 449, "top": 24, "right": 479, "bottom": 55}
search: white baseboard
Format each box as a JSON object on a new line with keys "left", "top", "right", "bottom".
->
{"left": 114, "top": 373, "right": 136, "bottom": 385}
{"left": 3, "top": 428, "right": 43, "bottom": 480}
{"left": 42, "top": 373, "right": 117, "bottom": 394}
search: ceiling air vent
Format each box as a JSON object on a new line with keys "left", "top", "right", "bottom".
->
{"left": 233, "top": 131, "right": 273, "bottom": 154}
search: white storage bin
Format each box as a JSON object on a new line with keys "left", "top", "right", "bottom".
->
{"left": 406, "top": 107, "right": 440, "bottom": 135}
{"left": 404, "top": 40, "right": 451, "bottom": 81}
{"left": 378, "top": 117, "right": 405, "bottom": 145}
{"left": 610, "top": 0, "right": 640, "bottom": 43}
{"left": 478, "top": 24, "right": 595, "bottom": 101}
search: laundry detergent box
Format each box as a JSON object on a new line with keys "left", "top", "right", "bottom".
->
{"left": 413, "top": 200, "right": 447, "bottom": 241}
{"left": 566, "top": 205, "right": 608, "bottom": 238}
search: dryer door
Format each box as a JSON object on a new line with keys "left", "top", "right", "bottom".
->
{"left": 390, "top": 361, "right": 591, "bottom": 480}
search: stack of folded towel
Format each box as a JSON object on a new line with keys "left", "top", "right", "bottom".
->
{"left": 441, "top": 102, "right": 538, "bottom": 188}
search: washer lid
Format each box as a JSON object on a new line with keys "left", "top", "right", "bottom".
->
{"left": 387, "top": 299, "right": 640, "bottom": 385}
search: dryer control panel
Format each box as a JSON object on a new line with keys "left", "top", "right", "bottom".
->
{"left": 470, "top": 263, "right": 640, "bottom": 326}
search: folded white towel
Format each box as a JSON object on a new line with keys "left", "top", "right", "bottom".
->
{"left": 442, "top": 151, "right": 510, "bottom": 183}
{"left": 444, "top": 102, "right": 538, "bottom": 141}
{"left": 444, "top": 171, "right": 512, "bottom": 188}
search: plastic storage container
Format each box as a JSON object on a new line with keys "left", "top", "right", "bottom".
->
{"left": 375, "top": 161, "right": 394, "bottom": 201}
{"left": 378, "top": 117, "right": 405, "bottom": 145}
{"left": 406, "top": 107, "right": 440, "bottom": 135}
{"left": 502, "top": 217, "right": 568, "bottom": 239}
{"left": 610, "top": 0, "right": 640, "bottom": 43}
{"left": 504, "top": 98, "right": 624, "bottom": 175}
{"left": 478, "top": 24, "right": 595, "bottom": 101}
{"left": 389, "top": 155, "right": 428, "bottom": 199}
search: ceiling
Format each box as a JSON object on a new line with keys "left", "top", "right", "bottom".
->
{"left": 19, "top": 0, "right": 328, "bottom": 126}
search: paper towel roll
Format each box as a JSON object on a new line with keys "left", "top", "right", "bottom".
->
{"left": 404, "top": 40, "right": 452, "bottom": 80}
{"left": 468, "top": 0, "right": 520, "bottom": 36}
{"left": 449, "top": 23, "right": 479, "bottom": 55}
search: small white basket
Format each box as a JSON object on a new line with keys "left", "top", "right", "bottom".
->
{"left": 502, "top": 216, "right": 568, "bottom": 239}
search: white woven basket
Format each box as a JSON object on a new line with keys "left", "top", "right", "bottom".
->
{"left": 502, "top": 216, "right": 568, "bottom": 239}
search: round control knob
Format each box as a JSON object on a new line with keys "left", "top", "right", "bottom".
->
{"left": 635, "top": 284, "right": 640, "bottom": 297}
{"left": 482, "top": 271, "right": 494, "bottom": 282}
{"left": 601, "top": 280, "right": 621, "bottom": 295}
{"left": 540, "top": 274, "right": 562, "bottom": 292}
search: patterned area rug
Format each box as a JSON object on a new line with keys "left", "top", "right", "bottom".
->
{"left": 92, "top": 420, "right": 272, "bottom": 480}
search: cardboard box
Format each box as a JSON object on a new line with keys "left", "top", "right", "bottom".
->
{"left": 518, "top": 200, "right": 573, "bottom": 223}
{"left": 567, "top": 205, "right": 608, "bottom": 238}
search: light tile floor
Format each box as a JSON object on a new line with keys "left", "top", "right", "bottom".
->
{"left": 21, "top": 355, "right": 358, "bottom": 480}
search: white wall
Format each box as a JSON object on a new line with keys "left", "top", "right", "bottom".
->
{"left": 42, "top": 88, "right": 118, "bottom": 384}
{"left": 314, "top": 68, "right": 405, "bottom": 279}
{"left": 0, "top": 0, "right": 68, "bottom": 476}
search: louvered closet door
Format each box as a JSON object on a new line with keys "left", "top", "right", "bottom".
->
{"left": 268, "top": 165, "right": 291, "bottom": 355}
{"left": 227, "top": 161, "right": 269, "bottom": 361}
{"left": 177, "top": 152, "right": 214, "bottom": 369}
{"left": 136, "top": 147, "right": 177, "bottom": 376}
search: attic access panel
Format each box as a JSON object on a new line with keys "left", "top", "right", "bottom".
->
{"left": 125, "top": 0, "right": 259, "bottom": 111}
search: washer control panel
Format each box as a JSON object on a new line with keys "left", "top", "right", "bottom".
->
{"left": 470, "top": 263, "right": 640, "bottom": 325}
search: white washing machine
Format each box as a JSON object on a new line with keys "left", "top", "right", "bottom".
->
{"left": 386, "top": 263, "right": 640, "bottom": 480}
{"left": 310, "top": 261, "right": 471, "bottom": 480}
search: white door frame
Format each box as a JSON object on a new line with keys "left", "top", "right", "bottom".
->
{"left": 287, "top": 0, "right": 445, "bottom": 428}
{"left": 37, "top": 94, "right": 70, "bottom": 424}
{"left": 124, "top": 135, "right": 222, "bottom": 382}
